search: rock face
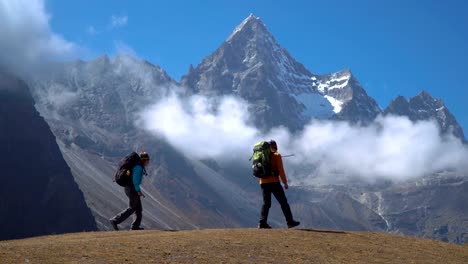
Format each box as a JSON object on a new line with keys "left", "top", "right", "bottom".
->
{"left": 357, "top": 175, "right": 468, "bottom": 244}
{"left": 0, "top": 70, "right": 96, "bottom": 240}
{"left": 384, "top": 91, "right": 465, "bottom": 140}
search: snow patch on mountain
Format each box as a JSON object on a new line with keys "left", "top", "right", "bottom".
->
{"left": 292, "top": 93, "right": 334, "bottom": 119}
{"left": 315, "top": 72, "right": 351, "bottom": 93}
{"left": 324, "top": 95, "right": 344, "bottom": 113}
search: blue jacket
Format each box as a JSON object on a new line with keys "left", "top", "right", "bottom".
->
{"left": 132, "top": 164, "right": 145, "bottom": 192}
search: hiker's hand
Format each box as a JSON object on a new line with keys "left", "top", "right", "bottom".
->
{"left": 284, "top": 183, "right": 288, "bottom": 190}
{"left": 138, "top": 192, "right": 145, "bottom": 198}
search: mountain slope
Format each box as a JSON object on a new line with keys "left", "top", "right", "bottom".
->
{"left": 30, "top": 56, "right": 260, "bottom": 231}
{"left": 358, "top": 176, "right": 468, "bottom": 244}
{"left": 1, "top": 229, "right": 467, "bottom": 263}
{"left": 0, "top": 69, "right": 96, "bottom": 240}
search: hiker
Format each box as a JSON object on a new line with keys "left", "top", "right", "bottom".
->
{"left": 110, "top": 151, "right": 150, "bottom": 231}
{"left": 258, "top": 140, "right": 300, "bottom": 229}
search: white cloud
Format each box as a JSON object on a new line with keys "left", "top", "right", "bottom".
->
{"left": 140, "top": 94, "right": 258, "bottom": 160}
{"left": 139, "top": 94, "right": 468, "bottom": 184}
{"left": 111, "top": 15, "right": 128, "bottom": 28}
{"left": 283, "top": 116, "right": 468, "bottom": 183}
{"left": 0, "top": 0, "right": 78, "bottom": 75}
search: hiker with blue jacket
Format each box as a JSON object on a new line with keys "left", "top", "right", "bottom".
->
{"left": 110, "top": 152, "right": 150, "bottom": 231}
{"left": 258, "top": 140, "right": 300, "bottom": 229}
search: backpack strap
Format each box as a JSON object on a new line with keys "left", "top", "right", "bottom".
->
{"left": 270, "top": 152, "right": 279, "bottom": 177}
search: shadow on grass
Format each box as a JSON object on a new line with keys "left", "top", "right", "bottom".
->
{"left": 296, "top": 228, "right": 347, "bottom": 234}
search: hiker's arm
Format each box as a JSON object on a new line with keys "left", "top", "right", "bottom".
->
{"left": 132, "top": 165, "right": 143, "bottom": 192}
{"left": 277, "top": 154, "right": 287, "bottom": 185}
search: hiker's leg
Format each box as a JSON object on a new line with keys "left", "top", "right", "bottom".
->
{"left": 259, "top": 184, "right": 272, "bottom": 224}
{"left": 112, "top": 187, "right": 136, "bottom": 224}
{"left": 272, "top": 183, "right": 293, "bottom": 223}
{"left": 131, "top": 192, "right": 143, "bottom": 229}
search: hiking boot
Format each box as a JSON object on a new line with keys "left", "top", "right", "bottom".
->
{"left": 287, "top": 220, "right": 300, "bottom": 228}
{"left": 258, "top": 223, "right": 272, "bottom": 229}
{"left": 109, "top": 219, "right": 119, "bottom": 231}
{"left": 131, "top": 227, "right": 145, "bottom": 230}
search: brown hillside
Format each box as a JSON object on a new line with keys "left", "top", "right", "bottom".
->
{"left": 0, "top": 229, "right": 466, "bottom": 263}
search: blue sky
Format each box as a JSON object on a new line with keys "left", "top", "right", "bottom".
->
{"left": 46, "top": 0, "right": 467, "bottom": 136}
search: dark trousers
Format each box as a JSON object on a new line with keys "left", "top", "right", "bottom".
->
{"left": 112, "top": 187, "right": 142, "bottom": 228}
{"left": 259, "top": 182, "right": 294, "bottom": 224}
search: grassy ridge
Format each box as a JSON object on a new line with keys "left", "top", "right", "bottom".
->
{"left": 0, "top": 229, "right": 467, "bottom": 263}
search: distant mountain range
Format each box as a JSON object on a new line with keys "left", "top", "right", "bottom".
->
{"left": 1, "top": 14, "right": 465, "bottom": 243}
{"left": 182, "top": 14, "right": 464, "bottom": 140}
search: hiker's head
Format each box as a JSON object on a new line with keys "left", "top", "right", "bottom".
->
{"left": 269, "top": 140, "right": 277, "bottom": 152}
{"left": 139, "top": 152, "right": 150, "bottom": 166}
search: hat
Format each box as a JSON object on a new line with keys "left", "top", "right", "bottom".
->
{"left": 139, "top": 151, "right": 150, "bottom": 160}
{"left": 269, "top": 140, "right": 277, "bottom": 147}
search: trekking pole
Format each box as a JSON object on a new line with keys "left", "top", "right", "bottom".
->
{"left": 282, "top": 154, "right": 295, "bottom": 158}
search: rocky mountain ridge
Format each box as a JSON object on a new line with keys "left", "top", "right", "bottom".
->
{"left": 384, "top": 90, "right": 465, "bottom": 140}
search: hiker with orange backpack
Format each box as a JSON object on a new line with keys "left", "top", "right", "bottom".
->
{"left": 252, "top": 140, "right": 300, "bottom": 229}
{"left": 110, "top": 151, "right": 150, "bottom": 231}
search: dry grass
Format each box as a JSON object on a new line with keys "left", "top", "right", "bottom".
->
{"left": 0, "top": 229, "right": 467, "bottom": 263}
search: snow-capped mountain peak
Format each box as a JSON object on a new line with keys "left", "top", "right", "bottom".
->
{"left": 314, "top": 68, "right": 352, "bottom": 94}
{"left": 226, "top": 13, "right": 267, "bottom": 42}
{"left": 182, "top": 14, "right": 332, "bottom": 129}
{"left": 309, "top": 68, "right": 381, "bottom": 122}
{"left": 181, "top": 15, "right": 385, "bottom": 128}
